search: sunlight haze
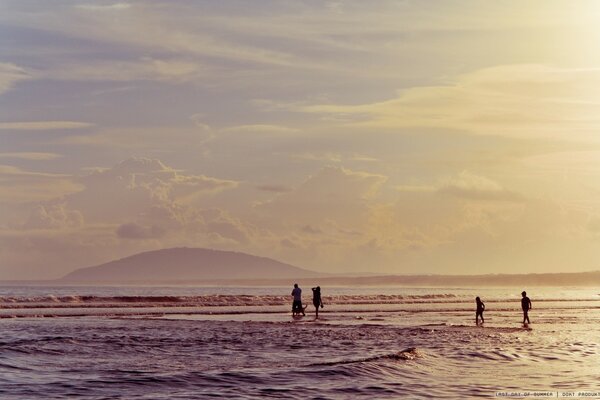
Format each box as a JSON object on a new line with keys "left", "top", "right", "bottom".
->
{"left": 2, "top": 0, "right": 600, "bottom": 279}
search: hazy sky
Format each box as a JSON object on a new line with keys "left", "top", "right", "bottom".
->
{"left": 2, "top": 1, "right": 600, "bottom": 279}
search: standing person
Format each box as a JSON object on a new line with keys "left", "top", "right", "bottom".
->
{"left": 475, "top": 296, "right": 485, "bottom": 325}
{"left": 291, "top": 283, "right": 305, "bottom": 316}
{"left": 312, "top": 286, "right": 324, "bottom": 318}
{"left": 521, "top": 291, "right": 532, "bottom": 324}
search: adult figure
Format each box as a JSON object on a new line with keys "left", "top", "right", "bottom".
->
{"left": 291, "top": 283, "right": 305, "bottom": 316}
{"left": 521, "top": 291, "right": 532, "bottom": 324}
{"left": 475, "top": 296, "right": 485, "bottom": 325}
{"left": 312, "top": 286, "right": 324, "bottom": 318}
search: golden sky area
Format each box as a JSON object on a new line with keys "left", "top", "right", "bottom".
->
{"left": 1, "top": 1, "right": 600, "bottom": 279}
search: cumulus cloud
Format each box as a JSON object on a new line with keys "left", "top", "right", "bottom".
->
{"left": 258, "top": 166, "right": 388, "bottom": 227}
{"left": 61, "top": 158, "right": 263, "bottom": 248}
{"left": 200, "top": 208, "right": 258, "bottom": 244}
{"left": 67, "top": 157, "right": 238, "bottom": 221}
{"left": 318, "top": 171, "right": 527, "bottom": 258}
{"left": 23, "top": 204, "right": 84, "bottom": 230}
{"left": 0, "top": 157, "right": 261, "bottom": 278}
{"left": 251, "top": 166, "right": 389, "bottom": 267}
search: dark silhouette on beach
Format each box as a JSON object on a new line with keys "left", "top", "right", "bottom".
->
{"left": 475, "top": 296, "right": 485, "bottom": 325}
{"left": 312, "top": 286, "right": 324, "bottom": 318}
{"left": 291, "top": 283, "right": 305, "bottom": 316}
{"left": 521, "top": 291, "right": 532, "bottom": 324}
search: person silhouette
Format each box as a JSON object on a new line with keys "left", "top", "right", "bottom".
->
{"left": 521, "top": 291, "right": 532, "bottom": 324}
{"left": 475, "top": 296, "right": 485, "bottom": 325}
{"left": 291, "top": 283, "right": 305, "bottom": 316}
{"left": 312, "top": 286, "right": 324, "bottom": 318}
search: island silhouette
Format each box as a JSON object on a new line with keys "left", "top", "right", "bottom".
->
{"left": 60, "top": 247, "right": 600, "bottom": 286}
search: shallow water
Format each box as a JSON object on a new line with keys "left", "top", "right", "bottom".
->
{"left": 1, "top": 286, "right": 599, "bottom": 399}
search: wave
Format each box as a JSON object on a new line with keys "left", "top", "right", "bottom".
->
{"left": 311, "top": 347, "right": 423, "bottom": 367}
{"left": 2, "top": 293, "right": 599, "bottom": 311}
{"left": 0, "top": 294, "right": 460, "bottom": 308}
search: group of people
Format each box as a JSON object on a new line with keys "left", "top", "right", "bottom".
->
{"left": 291, "top": 283, "right": 323, "bottom": 318}
{"left": 475, "top": 291, "right": 532, "bottom": 325}
{"left": 291, "top": 284, "right": 534, "bottom": 325}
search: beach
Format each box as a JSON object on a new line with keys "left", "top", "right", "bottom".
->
{"left": 1, "top": 285, "right": 599, "bottom": 399}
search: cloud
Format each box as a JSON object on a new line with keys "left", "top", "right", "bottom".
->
{"left": 298, "top": 64, "right": 600, "bottom": 140}
{"left": 396, "top": 185, "right": 436, "bottom": 193}
{"left": 291, "top": 152, "right": 379, "bottom": 164}
{"left": 257, "top": 166, "right": 388, "bottom": 229}
{"left": 0, "top": 152, "right": 62, "bottom": 160}
{"left": 437, "top": 171, "right": 524, "bottom": 202}
{"left": 45, "top": 58, "right": 204, "bottom": 83}
{"left": 255, "top": 184, "right": 292, "bottom": 193}
{"left": 349, "top": 172, "right": 529, "bottom": 257}
{"left": 61, "top": 126, "right": 211, "bottom": 150}
{"left": 0, "top": 224, "right": 122, "bottom": 279}
{"left": 0, "top": 158, "right": 260, "bottom": 278}
{"left": 0, "top": 63, "right": 31, "bottom": 95}
{"left": 0, "top": 121, "right": 94, "bottom": 130}
{"left": 67, "top": 157, "right": 238, "bottom": 221}
{"left": 280, "top": 238, "right": 298, "bottom": 248}
{"left": 29, "top": 3, "right": 320, "bottom": 71}
{"left": 298, "top": 166, "right": 387, "bottom": 200}
{"left": 0, "top": 165, "right": 83, "bottom": 203}
{"left": 301, "top": 225, "right": 322, "bottom": 234}
{"left": 200, "top": 208, "right": 258, "bottom": 244}
{"left": 75, "top": 3, "right": 132, "bottom": 11}
{"left": 587, "top": 216, "right": 600, "bottom": 234}
{"left": 292, "top": 152, "right": 343, "bottom": 163}
{"left": 222, "top": 124, "right": 299, "bottom": 135}
{"left": 116, "top": 222, "right": 165, "bottom": 239}
{"left": 23, "top": 204, "right": 84, "bottom": 230}
{"left": 4, "top": 2, "right": 600, "bottom": 278}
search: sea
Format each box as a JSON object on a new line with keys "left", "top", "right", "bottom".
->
{"left": 1, "top": 285, "right": 599, "bottom": 399}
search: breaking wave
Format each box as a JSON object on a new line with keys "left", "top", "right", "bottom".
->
{"left": 1, "top": 293, "right": 598, "bottom": 310}
{"left": 0, "top": 294, "right": 461, "bottom": 308}
{"left": 312, "top": 347, "right": 424, "bottom": 367}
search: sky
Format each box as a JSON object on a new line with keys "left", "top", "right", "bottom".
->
{"left": 2, "top": 0, "right": 600, "bottom": 279}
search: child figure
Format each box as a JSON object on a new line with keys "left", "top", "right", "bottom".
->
{"left": 521, "top": 291, "right": 531, "bottom": 324}
{"left": 475, "top": 296, "right": 485, "bottom": 325}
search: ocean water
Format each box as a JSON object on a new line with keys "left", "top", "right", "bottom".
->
{"left": 1, "top": 285, "right": 599, "bottom": 399}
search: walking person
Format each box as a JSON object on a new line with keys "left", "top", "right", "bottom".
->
{"left": 312, "top": 286, "right": 324, "bottom": 318}
{"left": 521, "top": 291, "right": 532, "bottom": 324}
{"left": 475, "top": 296, "right": 485, "bottom": 325}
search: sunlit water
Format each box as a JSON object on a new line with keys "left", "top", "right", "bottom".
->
{"left": 1, "top": 286, "right": 599, "bottom": 399}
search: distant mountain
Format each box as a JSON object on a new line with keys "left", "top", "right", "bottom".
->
{"left": 61, "top": 247, "right": 320, "bottom": 283}
{"left": 60, "top": 248, "right": 600, "bottom": 286}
